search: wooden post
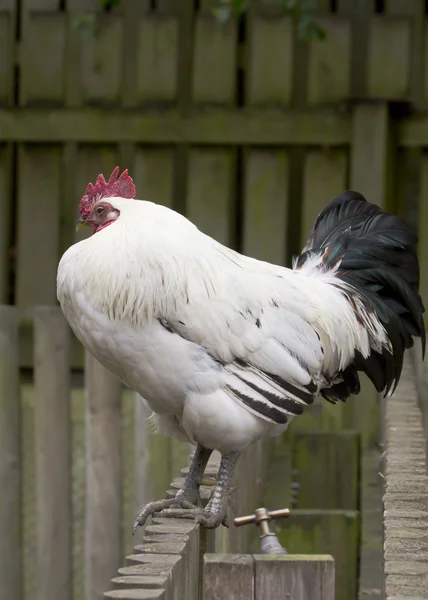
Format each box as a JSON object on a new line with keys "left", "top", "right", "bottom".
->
{"left": 0, "top": 306, "right": 22, "bottom": 600}
{"left": 34, "top": 307, "right": 72, "bottom": 600}
{"left": 203, "top": 555, "right": 254, "bottom": 600}
{"left": 85, "top": 353, "right": 123, "bottom": 600}
{"left": 350, "top": 101, "right": 391, "bottom": 600}
{"left": 254, "top": 555, "right": 335, "bottom": 600}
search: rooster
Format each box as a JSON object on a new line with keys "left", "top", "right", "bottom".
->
{"left": 57, "top": 167, "right": 425, "bottom": 531}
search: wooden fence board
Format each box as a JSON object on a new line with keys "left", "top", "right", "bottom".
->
{"left": 133, "top": 147, "right": 174, "bottom": 207}
{"left": 386, "top": 1, "right": 425, "bottom": 108}
{"left": 70, "top": 385, "right": 86, "bottom": 600}
{"left": 85, "top": 353, "right": 123, "bottom": 600}
{"left": 34, "top": 307, "right": 72, "bottom": 600}
{"left": 246, "top": 15, "right": 293, "bottom": 106}
{"left": 187, "top": 149, "right": 235, "bottom": 245}
{"left": 0, "top": 108, "right": 352, "bottom": 145}
{"left": 419, "top": 153, "right": 428, "bottom": 329}
{"left": 21, "top": 382, "right": 36, "bottom": 600}
{"left": 307, "top": 17, "right": 351, "bottom": 105}
{"left": 367, "top": 16, "right": 411, "bottom": 99}
{"left": 0, "top": 1, "right": 16, "bottom": 105}
{"left": 20, "top": 12, "right": 66, "bottom": 105}
{"left": 0, "top": 145, "right": 11, "bottom": 304}
{"left": 293, "top": 431, "right": 360, "bottom": 510}
{"left": 136, "top": 15, "right": 178, "bottom": 104}
{"left": 254, "top": 554, "right": 335, "bottom": 600}
{"left": 350, "top": 102, "right": 388, "bottom": 599}
{"left": 276, "top": 511, "right": 358, "bottom": 600}
{"left": 242, "top": 150, "right": 288, "bottom": 264}
{"left": 16, "top": 144, "right": 61, "bottom": 306}
{"left": 203, "top": 555, "right": 254, "bottom": 600}
{"left": 192, "top": 3, "right": 237, "bottom": 105}
{"left": 301, "top": 149, "right": 347, "bottom": 245}
{"left": 0, "top": 307, "right": 22, "bottom": 600}
{"left": 79, "top": 14, "right": 123, "bottom": 106}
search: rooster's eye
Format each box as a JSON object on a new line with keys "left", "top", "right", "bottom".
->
{"left": 96, "top": 206, "right": 105, "bottom": 216}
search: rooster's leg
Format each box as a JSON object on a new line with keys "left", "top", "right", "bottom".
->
{"left": 132, "top": 444, "right": 213, "bottom": 534}
{"left": 156, "top": 451, "right": 240, "bottom": 529}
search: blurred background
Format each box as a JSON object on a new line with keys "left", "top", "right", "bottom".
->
{"left": 1, "top": 1, "right": 427, "bottom": 599}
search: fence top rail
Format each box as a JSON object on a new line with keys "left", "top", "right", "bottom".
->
{"left": 383, "top": 350, "right": 428, "bottom": 599}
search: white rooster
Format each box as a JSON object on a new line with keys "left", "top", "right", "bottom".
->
{"left": 57, "top": 167, "right": 425, "bottom": 531}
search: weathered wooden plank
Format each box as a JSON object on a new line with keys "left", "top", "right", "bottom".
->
{"left": 85, "top": 353, "right": 123, "bottom": 600}
{"left": 0, "top": 145, "right": 11, "bottom": 303}
{"left": 307, "top": 17, "right": 350, "bottom": 105}
{"left": 350, "top": 102, "right": 388, "bottom": 600}
{"left": 20, "top": 12, "right": 66, "bottom": 105}
{"left": 386, "top": 1, "right": 425, "bottom": 108}
{"left": 16, "top": 144, "right": 61, "bottom": 306}
{"left": 301, "top": 149, "right": 347, "bottom": 245}
{"left": 337, "top": 0, "right": 372, "bottom": 97}
{"left": 350, "top": 102, "right": 390, "bottom": 443}
{"left": 276, "top": 511, "right": 358, "bottom": 600}
{"left": 419, "top": 154, "right": 428, "bottom": 329}
{"left": 22, "top": 0, "right": 60, "bottom": 9}
{"left": 186, "top": 149, "right": 235, "bottom": 245}
{"left": 105, "top": 590, "right": 166, "bottom": 599}
{"left": 21, "top": 382, "right": 36, "bottom": 600}
{"left": 367, "top": 16, "right": 411, "bottom": 99}
{"left": 135, "top": 14, "right": 178, "bottom": 104}
{"left": 254, "top": 554, "right": 335, "bottom": 600}
{"left": 203, "top": 555, "right": 254, "bottom": 600}
{"left": 79, "top": 14, "right": 123, "bottom": 105}
{"left": 133, "top": 147, "right": 174, "bottom": 207}
{"left": 242, "top": 150, "right": 288, "bottom": 264}
{"left": 70, "top": 384, "right": 86, "bottom": 600}
{"left": 246, "top": 16, "right": 293, "bottom": 105}
{"left": 34, "top": 307, "right": 71, "bottom": 600}
{"left": 293, "top": 431, "right": 360, "bottom": 510}
{"left": 192, "top": 2, "right": 237, "bottom": 104}
{"left": 0, "top": 307, "right": 22, "bottom": 600}
{"left": 0, "top": 108, "right": 351, "bottom": 144}
{"left": 0, "top": 3, "right": 16, "bottom": 105}
{"left": 351, "top": 103, "right": 390, "bottom": 208}
{"left": 133, "top": 395, "right": 172, "bottom": 546}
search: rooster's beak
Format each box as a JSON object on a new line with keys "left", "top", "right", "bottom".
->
{"left": 76, "top": 216, "right": 89, "bottom": 232}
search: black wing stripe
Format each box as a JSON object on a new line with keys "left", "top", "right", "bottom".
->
{"left": 234, "top": 374, "right": 305, "bottom": 416}
{"left": 267, "top": 372, "right": 316, "bottom": 403}
{"left": 226, "top": 385, "right": 289, "bottom": 425}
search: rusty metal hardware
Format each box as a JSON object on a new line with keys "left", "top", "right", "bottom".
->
{"left": 234, "top": 507, "right": 290, "bottom": 555}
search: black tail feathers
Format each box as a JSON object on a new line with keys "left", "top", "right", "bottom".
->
{"left": 298, "top": 190, "right": 425, "bottom": 402}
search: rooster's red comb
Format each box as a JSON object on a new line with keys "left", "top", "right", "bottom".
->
{"left": 79, "top": 166, "right": 136, "bottom": 217}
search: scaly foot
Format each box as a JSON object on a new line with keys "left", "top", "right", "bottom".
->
{"left": 132, "top": 495, "right": 199, "bottom": 534}
{"left": 155, "top": 506, "right": 229, "bottom": 529}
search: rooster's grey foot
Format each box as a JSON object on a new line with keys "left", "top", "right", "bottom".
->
{"left": 132, "top": 497, "right": 199, "bottom": 534}
{"left": 155, "top": 506, "right": 229, "bottom": 529}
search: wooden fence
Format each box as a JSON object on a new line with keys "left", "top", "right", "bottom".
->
{"left": 2, "top": 2, "right": 428, "bottom": 599}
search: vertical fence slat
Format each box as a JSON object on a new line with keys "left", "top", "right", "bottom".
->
{"left": 34, "top": 306, "right": 72, "bottom": 600}
{"left": 85, "top": 353, "right": 123, "bottom": 600}
{"left": 419, "top": 153, "right": 428, "bottom": 329}
{"left": 0, "top": 306, "right": 22, "bottom": 600}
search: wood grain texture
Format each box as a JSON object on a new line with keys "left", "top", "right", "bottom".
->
{"left": 254, "top": 555, "right": 335, "bottom": 600}
{"left": 203, "top": 554, "right": 254, "bottom": 600}
{"left": 85, "top": 353, "right": 123, "bottom": 600}
{"left": 0, "top": 306, "right": 22, "bottom": 600}
{"left": 0, "top": 108, "right": 351, "bottom": 145}
{"left": 293, "top": 432, "right": 360, "bottom": 510}
{"left": 34, "top": 307, "right": 72, "bottom": 600}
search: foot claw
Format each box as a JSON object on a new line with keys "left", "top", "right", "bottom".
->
{"left": 132, "top": 497, "right": 199, "bottom": 534}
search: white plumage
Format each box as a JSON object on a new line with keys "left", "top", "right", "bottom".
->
{"left": 57, "top": 169, "right": 424, "bottom": 529}
{"left": 58, "top": 198, "right": 384, "bottom": 452}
